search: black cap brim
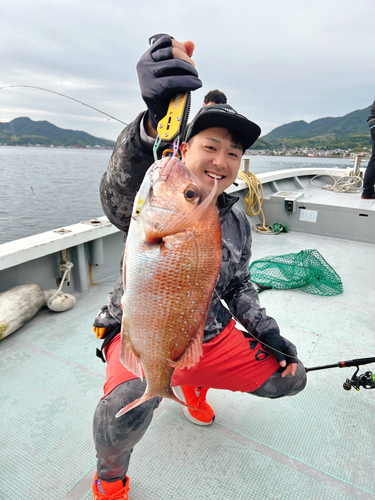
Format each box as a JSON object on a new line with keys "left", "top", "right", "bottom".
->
{"left": 185, "top": 104, "right": 261, "bottom": 151}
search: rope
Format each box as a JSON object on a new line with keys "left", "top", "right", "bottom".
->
{"left": 310, "top": 174, "right": 363, "bottom": 193}
{"left": 238, "top": 170, "right": 273, "bottom": 234}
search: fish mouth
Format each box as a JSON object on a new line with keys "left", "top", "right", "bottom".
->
{"left": 159, "top": 157, "right": 174, "bottom": 180}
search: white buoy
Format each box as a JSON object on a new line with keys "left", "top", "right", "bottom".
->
{"left": 44, "top": 261, "right": 76, "bottom": 312}
{"left": 0, "top": 283, "right": 45, "bottom": 339}
{"left": 44, "top": 289, "right": 76, "bottom": 312}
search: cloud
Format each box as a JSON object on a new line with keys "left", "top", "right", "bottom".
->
{"left": 1, "top": 0, "right": 373, "bottom": 139}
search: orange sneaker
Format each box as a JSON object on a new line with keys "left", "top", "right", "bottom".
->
{"left": 173, "top": 386, "right": 215, "bottom": 426}
{"left": 92, "top": 472, "right": 130, "bottom": 499}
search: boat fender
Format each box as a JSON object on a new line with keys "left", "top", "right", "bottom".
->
{"left": 43, "top": 261, "right": 76, "bottom": 312}
{"left": 44, "top": 289, "right": 76, "bottom": 312}
{"left": 0, "top": 283, "right": 45, "bottom": 340}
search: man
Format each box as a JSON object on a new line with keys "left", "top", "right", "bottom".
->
{"left": 93, "top": 88, "right": 226, "bottom": 340}
{"left": 92, "top": 36, "right": 306, "bottom": 500}
{"left": 361, "top": 100, "right": 375, "bottom": 199}
{"left": 93, "top": 85, "right": 228, "bottom": 425}
{"left": 93, "top": 87, "right": 228, "bottom": 334}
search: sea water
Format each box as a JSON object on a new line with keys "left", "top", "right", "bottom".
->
{"left": 0, "top": 146, "right": 353, "bottom": 245}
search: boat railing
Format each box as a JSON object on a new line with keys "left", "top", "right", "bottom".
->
{"left": 0, "top": 216, "right": 122, "bottom": 294}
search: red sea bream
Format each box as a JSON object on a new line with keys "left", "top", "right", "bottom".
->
{"left": 116, "top": 157, "right": 222, "bottom": 417}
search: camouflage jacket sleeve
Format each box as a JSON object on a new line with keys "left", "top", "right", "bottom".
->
{"left": 221, "top": 212, "right": 280, "bottom": 338}
{"left": 99, "top": 111, "right": 155, "bottom": 233}
{"left": 99, "top": 111, "right": 155, "bottom": 323}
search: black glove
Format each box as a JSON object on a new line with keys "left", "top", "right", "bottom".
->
{"left": 136, "top": 34, "right": 202, "bottom": 130}
{"left": 259, "top": 329, "right": 298, "bottom": 365}
{"left": 93, "top": 305, "right": 120, "bottom": 339}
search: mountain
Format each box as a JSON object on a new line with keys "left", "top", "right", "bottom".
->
{"left": 4, "top": 109, "right": 372, "bottom": 151}
{"left": 0, "top": 117, "right": 115, "bottom": 148}
{"left": 254, "top": 106, "right": 372, "bottom": 151}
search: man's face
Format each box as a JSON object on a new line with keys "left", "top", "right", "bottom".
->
{"left": 180, "top": 127, "right": 243, "bottom": 199}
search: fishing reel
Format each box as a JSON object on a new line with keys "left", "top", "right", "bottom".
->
{"left": 343, "top": 367, "right": 375, "bottom": 391}
{"left": 306, "top": 356, "right": 375, "bottom": 392}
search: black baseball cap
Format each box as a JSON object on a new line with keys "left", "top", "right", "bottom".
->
{"left": 185, "top": 104, "right": 261, "bottom": 151}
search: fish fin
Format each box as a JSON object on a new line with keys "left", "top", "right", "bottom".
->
{"left": 169, "top": 329, "right": 203, "bottom": 370}
{"left": 115, "top": 393, "right": 153, "bottom": 418}
{"left": 120, "top": 338, "right": 143, "bottom": 380}
{"left": 170, "top": 389, "right": 211, "bottom": 414}
{"left": 145, "top": 180, "right": 218, "bottom": 241}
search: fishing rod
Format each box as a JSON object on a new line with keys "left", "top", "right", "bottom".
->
{"left": 0, "top": 85, "right": 128, "bottom": 126}
{"left": 306, "top": 357, "right": 375, "bottom": 391}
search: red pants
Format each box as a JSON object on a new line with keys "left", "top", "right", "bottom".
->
{"left": 102, "top": 320, "right": 280, "bottom": 398}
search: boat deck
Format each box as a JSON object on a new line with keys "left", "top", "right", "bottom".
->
{"left": 2, "top": 222, "right": 375, "bottom": 499}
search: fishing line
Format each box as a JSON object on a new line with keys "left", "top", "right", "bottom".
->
{"left": 0, "top": 85, "right": 128, "bottom": 126}
{"left": 9, "top": 121, "right": 19, "bottom": 145}
{"left": 214, "top": 289, "right": 296, "bottom": 360}
{"left": 216, "top": 286, "right": 351, "bottom": 364}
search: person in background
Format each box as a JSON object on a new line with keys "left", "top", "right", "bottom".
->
{"left": 203, "top": 89, "right": 227, "bottom": 106}
{"left": 361, "top": 100, "right": 375, "bottom": 199}
{"left": 91, "top": 35, "right": 306, "bottom": 500}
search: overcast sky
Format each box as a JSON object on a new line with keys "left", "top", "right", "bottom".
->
{"left": 1, "top": 0, "right": 374, "bottom": 141}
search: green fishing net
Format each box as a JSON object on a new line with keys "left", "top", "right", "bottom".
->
{"left": 249, "top": 249, "right": 343, "bottom": 296}
{"left": 270, "top": 223, "right": 289, "bottom": 234}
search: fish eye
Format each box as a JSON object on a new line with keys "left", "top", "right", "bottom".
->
{"left": 184, "top": 185, "right": 199, "bottom": 202}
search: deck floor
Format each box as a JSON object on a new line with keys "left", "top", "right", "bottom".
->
{"left": 1, "top": 230, "right": 375, "bottom": 500}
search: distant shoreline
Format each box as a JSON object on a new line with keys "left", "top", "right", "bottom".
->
{"left": 246, "top": 154, "right": 369, "bottom": 160}
{"left": 0, "top": 144, "right": 113, "bottom": 150}
{"left": 0, "top": 145, "right": 369, "bottom": 161}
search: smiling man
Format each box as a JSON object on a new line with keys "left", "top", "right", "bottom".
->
{"left": 181, "top": 106, "right": 256, "bottom": 196}
{"left": 92, "top": 35, "right": 306, "bottom": 500}
{"left": 183, "top": 126, "right": 241, "bottom": 191}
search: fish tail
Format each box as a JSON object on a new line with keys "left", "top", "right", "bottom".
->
{"left": 115, "top": 390, "right": 211, "bottom": 418}
{"left": 115, "top": 393, "right": 154, "bottom": 418}
{"left": 168, "top": 390, "right": 211, "bottom": 415}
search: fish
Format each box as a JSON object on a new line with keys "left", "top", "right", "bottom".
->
{"left": 116, "top": 156, "right": 222, "bottom": 418}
